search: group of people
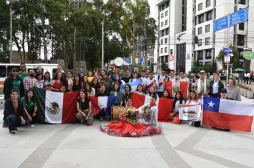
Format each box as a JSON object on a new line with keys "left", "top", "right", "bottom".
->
{"left": 2, "top": 63, "right": 243, "bottom": 136}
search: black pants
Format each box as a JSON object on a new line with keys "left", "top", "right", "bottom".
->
{"left": 244, "top": 77, "right": 249, "bottom": 84}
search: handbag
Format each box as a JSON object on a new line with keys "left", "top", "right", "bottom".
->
{"left": 172, "top": 114, "right": 181, "bottom": 125}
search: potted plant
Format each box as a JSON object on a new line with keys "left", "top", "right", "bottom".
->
{"left": 246, "top": 88, "right": 254, "bottom": 99}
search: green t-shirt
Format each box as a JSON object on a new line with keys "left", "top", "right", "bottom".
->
{"left": 13, "top": 79, "right": 21, "bottom": 92}
{"left": 18, "top": 72, "right": 29, "bottom": 81}
{"left": 21, "top": 98, "right": 37, "bottom": 113}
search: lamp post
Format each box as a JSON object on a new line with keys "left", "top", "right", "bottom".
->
{"left": 9, "top": 0, "right": 13, "bottom": 63}
{"left": 101, "top": 19, "right": 104, "bottom": 70}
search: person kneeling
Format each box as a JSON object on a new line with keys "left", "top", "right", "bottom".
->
{"left": 5, "top": 89, "right": 30, "bottom": 134}
{"left": 76, "top": 89, "right": 93, "bottom": 126}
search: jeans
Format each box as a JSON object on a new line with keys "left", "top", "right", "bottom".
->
{"left": 6, "top": 114, "right": 30, "bottom": 131}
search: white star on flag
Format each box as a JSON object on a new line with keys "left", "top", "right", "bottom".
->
{"left": 208, "top": 101, "right": 215, "bottom": 108}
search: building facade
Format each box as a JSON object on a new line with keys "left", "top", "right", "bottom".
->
{"left": 156, "top": 0, "right": 254, "bottom": 73}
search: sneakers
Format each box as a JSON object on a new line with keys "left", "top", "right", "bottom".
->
{"left": 9, "top": 130, "right": 15, "bottom": 135}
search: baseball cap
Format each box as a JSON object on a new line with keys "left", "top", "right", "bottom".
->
{"left": 221, "top": 88, "right": 227, "bottom": 94}
{"left": 199, "top": 70, "right": 205, "bottom": 74}
{"left": 12, "top": 68, "right": 18, "bottom": 72}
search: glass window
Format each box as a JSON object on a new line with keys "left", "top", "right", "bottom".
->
{"left": 161, "top": 39, "right": 163, "bottom": 45}
{"left": 206, "top": 0, "right": 211, "bottom": 7}
{"left": 198, "top": 39, "right": 202, "bottom": 46}
{"left": 205, "top": 24, "right": 210, "bottom": 32}
{"left": 198, "top": 27, "right": 202, "bottom": 35}
{"left": 205, "top": 37, "right": 210, "bottom": 45}
{"left": 198, "top": 14, "right": 204, "bottom": 24}
{"left": 165, "top": 38, "right": 168, "bottom": 44}
{"left": 239, "top": 22, "right": 244, "bottom": 30}
{"left": 164, "top": 47, "right": 167, "bottom": 53}
{"left": 165, "top": 20, "right": 168, "bottom": 26}
{"left": 237, "top": 35, "right": 245, "bottom": 46}
{"left": 162, "top": 30, "right": 164, "bottom": 36}
{"left": 198, "top": 51, "right": 203, "bottom": 59}
{"left": 205, "top": 49, "right": 212, "bottom": 59}
{"left": 161, "top": 13, "right": 164, "bottom": 19}
{"left": 161, "top": 22, "right": 164, "bottom": 28}
{"left": 206, "top": 11, "right": 212, "bottom": 21}
{"left": 165, "top": 10, "right": 168, "bottom": 17}
{"left": 161, "top": 48, "right": 163, "bottom": 53}
{"left": 165, "top": 28, "right": 169, "bottom": 35}
{"left": 239, "top": 0, "right": 246, "bottom": 5}
{"left": 198, "top": 3, "right": 203, "bottom": 11}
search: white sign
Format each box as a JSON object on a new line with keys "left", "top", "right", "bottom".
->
{"left": 178, "top": 105, "right": 201, "bottom": 121}
{"left": 224, "top": 55, "right": 230, "bottom": 63}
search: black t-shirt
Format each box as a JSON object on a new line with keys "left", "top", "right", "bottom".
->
{"left": 122, "top": 75, "right": 132, "bottom": 83}
{"left": 78, "top": 99, "right": 90, "bottom": 111}
{"left": 96, "top": 91, "right": 108, "bottom": 96}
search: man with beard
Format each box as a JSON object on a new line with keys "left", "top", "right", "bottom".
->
{"left": 23, "top": 70, "right": 37, "bottom": 92}
{"left": 18, "top": 63, "right": 29, "bottom": 81}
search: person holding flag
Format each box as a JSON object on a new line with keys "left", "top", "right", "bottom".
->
{"left": 156, "top": 71, "right": 168, "bottom": 97}
{"left": 145, "top": 71, "right": 159, "bottom": 92}
{"left": 195, "top": 70, "right": 210, "bottom": 98}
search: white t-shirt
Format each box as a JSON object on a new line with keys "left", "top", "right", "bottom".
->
{"left": 146, "top": 78, "right": 158, "bottom": 88}
{"left": 186, "top": 99, "right": 202, "bottom": 105}
{"left": 141, "top": 77, "right": 147, "bottom": 85}
{"left": 174, "top": 100, "right": 185, "bottom": 112}
{"left": 156, "top": 75, "right": 167, "bottom": 92}
{"left": 212, "top": 81, "right": 219, "bottom": 94}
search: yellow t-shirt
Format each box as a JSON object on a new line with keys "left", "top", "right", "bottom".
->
{"left": 87, "top": 77, "right": 94, "bottom": 82}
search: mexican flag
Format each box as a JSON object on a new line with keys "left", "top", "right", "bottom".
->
{"left": 32, "top": 88, "right": 79, "bottom": 124}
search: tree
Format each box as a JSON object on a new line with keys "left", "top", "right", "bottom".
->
{"left": 216, "top": 45, "right": 240, "bottom": 69}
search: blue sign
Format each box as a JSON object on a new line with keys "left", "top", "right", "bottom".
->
{"left": 224, "top": 48, "right": 232, "bottom": 55}
{"left": 123, "top": 57, "right": 131, "bottom": 63}
{"left": 230, "top": 8, "right": 248, "bottom": 26}
{"left": 214, "top": 16, "right": 228, "bottom": 32}
{"left": 138, "top": 58, "right": 143, "bottom": 65}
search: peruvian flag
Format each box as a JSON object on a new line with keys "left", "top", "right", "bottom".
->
{"left": 132, "top": 93, "right": 173, "bottom": 122}
{"left": 165, "top": 81, "right": 189, "bottom": 98}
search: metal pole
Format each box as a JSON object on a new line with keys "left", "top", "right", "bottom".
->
{"left": 226, "top": 13, "right": 230, "bottom": 84}
{"left": 73, "top": 27, "right": 76, "bottom": 74}
{"left": 101, "top": 19, "right": 104, "bottom": 70}
{"left": 41, "top": 0, "right": 47, "bottom": 63}
{"left": 9, "top": 4, "right": 13, "bottom": 63}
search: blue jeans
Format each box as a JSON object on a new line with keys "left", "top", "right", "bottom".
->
{"left": 6, "top": 114, "right": 30, "bottom": 131}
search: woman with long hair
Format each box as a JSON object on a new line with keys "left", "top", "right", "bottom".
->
{"left": 170, "top": 91, "right": 185, "bottom": 118}
{"left": 35, "top": 73, "right": 45, "bottom": 89}
{"left": 91, "top": 78, "right": 100, "bottom": 93}
{"left": 112, "top": 74, "right": 122, "bottom": 85}
{"left": 76, "top": 90, "right": 93, "bottom": 126}
{"left": 146, "top": 86, "right": 158, "bottom": 98}
{"left": 135, "top": 84, "right": 145, "bottom": 95}
{"left": 72, "top": 74, "right": 82, "bottom": 92}
{"left": 21, "top": 89, "right": 37, "bottom": 126}
{"left": 67, "top": 71, "right": 73, "bottom": 91}
{"left": 110, "top": 83, "right": 122, "bottom": 105}
{"left": 186, "top": 91, "right": 202, "bottom": 105}
{"left": 100, "top": 97, "right": 161, "bottom": 137}
{"left": 162, "top": 90, "right": 172, "bottom": 99}
{"left": 85, "top": 83, "right": 96, "bottom": 97}
{"left": 226, "top": 78, "right": 241, "bottom": 101}
{"left": 87, "top": 71, "right": 94, "bottom": 83}
{"left": 51, "top": 72, "right": 68, "bottom": 92}
{"left": 122, "top": 84, "right": 132, "bottom": 107}
{"left": 44, "top": 72, "right": 51, "bottom": 86}
{"left": 82, "top": 75, "right": 88, "bottom": 87}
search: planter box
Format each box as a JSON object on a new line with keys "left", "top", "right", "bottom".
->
{"left": 240, "top": 88, "right": 244, "bottom": 95}
{"left": 243, "top": 89, "right": 247, "bottom": 97}
{"left": 247, "top": 90, "right": 254, "bottom": 99}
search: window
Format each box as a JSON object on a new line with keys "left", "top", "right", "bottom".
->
{"left": 165, "top": 38, "right": 168, "bottom": 44}
{"left": 206, "top": 11, "right": 212, "bottom": 21}
{"left": 198, "top": 27, "right": 202, "bottom": 35}
{"left": 239, "top": 22, "right": 244, "bottom": 30}
{"left": 164, "top": 47, "right": 167, "bottom": 53}
{"left": 198, "top": 51, "right": 203, "bottom": 59}
{"left": 198, "top": 3, "right": 203, "bottom": 11}
{"left": 205, "top": 49, "right": 212, "bottom": 59}
{"left": 162, "top": 30, "right": 164, "bottom": 36}
{"left": 161, "top": 22, "right": 164, "bottom": 28}
{"left": 205, "top": 24, "right": 210, "bottom": 32}
{"left": 198, "top": 14, "right": 204, "bottom": 24}
{"left": 206, "top": 0, "right": 211, "bottom": 7}
{"left": 239, "top": 0, "right": 246, "bottom": 5}
{"left": 198, "top": 39, "right": 202, "bottom": 46}
{"left": 165, "top": 28, "right": 169, "bottom": 35}
{"left": 161, "top": 48, "right": 163, "bottom": 53}
{"left": 165, "top": 20, "right": 168, "bottom": 26}
{"left": 237, "top": 35, "right": 245, "bottom": 46}
{"left": 161, "top": 39, "right": 163, "bottom": 45}
{"left": 205, "top": 37, "right": 210, "bottom": 45}
{"left": 161, "top": 13, "right": 164, "bottom": 19}
{"left": 165, "top": 10, "right": 168, "bottom": 17}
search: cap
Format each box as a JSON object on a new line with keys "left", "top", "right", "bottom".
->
{"left": 12, "top": 68, "right": 18, "bottom": 72}
{"left": 199, "top": 70, "right": 205, "bottom": 74}
{"left": 221, "top": 88, "right": 227, "bottom": 93}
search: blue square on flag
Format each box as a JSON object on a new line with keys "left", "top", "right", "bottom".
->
{"left": 138, "top": 58, "right": 143, "bottom": 65}
{"left": 203, "top": 97, "right": 220, "bottom": 112}
{"left": 124, "top": 57, "right": 131, "bottom": 63}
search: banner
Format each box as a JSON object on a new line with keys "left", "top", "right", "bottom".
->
{"left": 178, "top": 104, "right": 201, "bottom": 121}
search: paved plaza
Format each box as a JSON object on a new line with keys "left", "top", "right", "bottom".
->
{"left": 0, "top": 96, "right": 254, "bottom": 168}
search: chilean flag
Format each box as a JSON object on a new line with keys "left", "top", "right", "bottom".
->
{"left": 202, "top": 97, "right": 254, "bottom": 132}
{"left": 132, "top": 93, "right": 173, "bottom": 122}
{"left": 90, "top": 96, "right": 117, "bottom": 116}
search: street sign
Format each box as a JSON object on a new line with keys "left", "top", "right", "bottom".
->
{"left": 243, "top": 51, "right": 254, "bottom": 60}
{"left": 138, "top": 58, "right": 143, "bottom": 65}
{"left": 224, "top": 48, "right": 232, "bottom": 55}
{"left": 123, "top": 57, "right": 131, "bottom": 63}
{"left": 224, "top": 55, "right": 230, "bottom": 63}
{"left": 229, "top": 8, "right": 248, "bottom": 27}
{"left": 214, "top": 16, "right": 228, "bottom": 32}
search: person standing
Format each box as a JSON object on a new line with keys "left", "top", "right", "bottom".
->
{"left": 23, "top": 70, "right": 37, "bottom": 92}
{"left": 44, "top": 72, "right": 51, "bottom": 86}
{"left": 71, "top": 74, "right": 83, "bottom": 92}
{"left": 156, "top": 71, "right": 168, "bottom": 97}
{"left": 133, "top": 67, "right": 141, "bottom": 78}
{"left": 66, "top": 71, "right": 73, "bottom": 91}
{"left": 87, "top": 71, "right": 94, "bottom": 83}
{"left": 244, "top": 72, "right": 250, "bottom": 84}
{"left": 195, "top": 70, "right": 210, "bottom": 97}
{"left": 145, "top": 72, "right": 159, "bottom": 92}
{"left": 179, "top": 72, "right": 189, "bottom": 82}
{"left": 96, "top": 85, "right": 108, "bottom": 121}
{"left": 51, "top": 72, "right": 68, "bottom": 92}
{"left": 4, "top": 68, "right": 24, "bottom": 100}
{"left": 84, "top": 83, "right": 96, "bottom": 97}
{"left": 56, "top": 64, "right": 66, "bottom": 79}
{"left": 226, "top": 78, "right": 241, "bottom": 101}
{"left": 35, "top": 73, "right": 45, "bottom": 89}
{"left": 209, "top": 72, "right": 224, "bottom": 98}
{"left": 122, "top": 69, "right": 132, "bottom": 83}
{"left": 18, "top": 63, "right": 29, "bottom": 81}
{"left": 4, "top": 89, "right": 29, "bottom": 134}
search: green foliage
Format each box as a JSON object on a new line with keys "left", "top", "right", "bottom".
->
{"left": 216, "top": 45, "right": 240, "bottom": 69}
{"left": 0, "top": 0, "right": 156, "bottom": 70}
{"left": 192, "top": 60, "right": 213, "bottom": 74}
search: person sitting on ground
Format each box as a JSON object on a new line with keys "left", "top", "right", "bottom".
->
{"left": 170, "top": 91, "right": 185, "bottom": 121}
{"left": 21, "top": 89, "right": 37, "bottom": 127}
{"left": 135, "top": 84, "right": 145, "bottom": 95}
{"left": 96, "top": 85, "right": 108, "bottom": 121}
{"left": 146, "top": 86, "right": 158, "bottom": 99}
{"left": 121, "top": 84, "right": 132, "bottom": 107}
{"left": 110, "top": 83, "right": 122, "bottom": 105}
{"left": 4, "top": 89, "right": 30, "bottom": 134}
{"left": 186, "top": 91, "right": 202, "bottom": 127}
{"left": 76, "top": 89, "right": 93, "bottom": 126}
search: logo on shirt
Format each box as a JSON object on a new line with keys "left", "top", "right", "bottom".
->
{"left": 46, "top": 102, "right": 60, "bottom": 115}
